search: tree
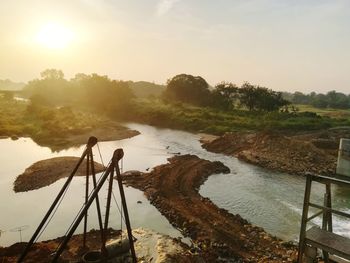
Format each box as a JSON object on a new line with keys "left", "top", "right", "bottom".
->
{"left": 311, "top": 94, "right": 328, "bottom": 108}
{"left": 211, "top": 82, "right": 238, "bottom": 110}
{"left": 292, "top": 92, "right": 311, "bottom": 104}
{"left": 40, "top": 69, "right": 64, "bottom": 80}
{"left": 238, "top": 82, "right": 289, "bottom": 111}
{"left": 23, "top": 69, "right": 69, "bottom": 105}
{"left": 238, "top": 82, "right": 259, "bottom": 111}
{"left": 163, "top": 74, "right": 211, "bottom": 106}
{"left": 71, "top": 73, "right": 135, "bottom": 116}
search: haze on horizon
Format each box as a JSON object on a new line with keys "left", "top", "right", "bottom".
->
{"left": 0, "top": 0, "right": 349, "bottom": 94}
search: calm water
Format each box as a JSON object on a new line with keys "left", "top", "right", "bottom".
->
{"left": 0, "top": 123, "right": 349, "bottom": 246}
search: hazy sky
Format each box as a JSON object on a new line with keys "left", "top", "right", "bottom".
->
{"left": 1, "top": 0, "right": 349, "bottom": 93}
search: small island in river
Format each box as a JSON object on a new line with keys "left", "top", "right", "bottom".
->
{"left": 14, "top": 157, "right": 105, "bottom": 192}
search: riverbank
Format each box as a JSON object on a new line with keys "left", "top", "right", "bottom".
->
{"left": 201, "top": 128, "right": 350, "bottom": 176}
{"left": 0, "top": 97, "right": 139, "bottom": 151}
{"left": 0, "top": 228, "right": 197, "bottom": 262}
{"left": 122, "top": 155, "right": 299, "bottom": 262}
{"left": 13, "top": 157, "right": 105, "bottom": 192}
{"left": 32, "top": 122, "right": 140, "bottom": 151}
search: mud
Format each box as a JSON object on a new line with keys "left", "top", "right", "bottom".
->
{"left": 202, "top": 128, "right": 350, "bottom": 176}
{"left": 33, "top": 123, "right": 140, "bottom": 152}
{"left": 14, "top": 157, "right": 105, "bottom": 192}
{"left": 122, "top": 155, "right": 299, "bottom": 262}
{"left": 0, "top": 228, "right": 198, "bottom": 263}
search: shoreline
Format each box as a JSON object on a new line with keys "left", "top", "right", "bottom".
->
{"left": 1, "top": 122, "right": 140, "bottom": 152}
{"left": 31, "top": 123, "right": 140, "bottom": 151}
{"left": 14, "top": 157, "right": 105, "bottom": 192}
{"left": 122, "top": 154, "right": 299, "bottom": 262}
{"left": 200, "top": 129, "right": 350, "bottom": 176}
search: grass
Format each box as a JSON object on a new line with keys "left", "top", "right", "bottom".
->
{"left": 0, "top": 96, "right": 111, "bottom": 148}
{"left": 296, "top": 104, "right": 350, "bottom": 119}
{"left": 127, "top": 99, "right": 350, "bottom": 135}
{"left": 2, "top": 95, "right": 349, "bottom": 147}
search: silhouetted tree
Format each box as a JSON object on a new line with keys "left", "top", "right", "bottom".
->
{"left": 163, "top": 74, "right": 211, "bottom": 106}
{"left": 40, "top": 69, "right": 64, "bottom": 80}
{"left": 211, "top": 82, "right": 238, "bottom": 110}
{"left": 238, "top": 82, "right": 289, "bottom": 111}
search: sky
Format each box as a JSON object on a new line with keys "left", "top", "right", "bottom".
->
{"left": 0, "top": 0, "right": 349, "bottom": 93}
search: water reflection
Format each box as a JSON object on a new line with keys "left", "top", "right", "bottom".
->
{"left": 1, "top": 123, "right": 349, "bottom": 246}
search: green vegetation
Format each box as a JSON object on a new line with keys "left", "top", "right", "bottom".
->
{"left": 0, "top": 79, "right": 25, "bottom": 91}
{"left": 128, "top": 81, "right": 165, "bottom": 98}
{"left": 163, "top": 74, "right": 289, "bottom": 112}
{"left": 296, "top": 104, "right": 350, "bottom": 119}
{"left": 283, "top": 91, "right": 350, "bottom": 109}
{"left": 129, "top": 99, "right": 350, "bottom": 134}
{"left": 0, "top": 93, "right": 113, "bottom": 148}
{"left": 23, "top": 69, "right": 134, "bottom": 118}
{"left": 2, "top": 69, "right": 349, "bottom": 144}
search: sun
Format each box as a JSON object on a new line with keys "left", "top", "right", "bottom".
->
{"left": 36, "top": 23, "right": 74, "bottom": 49}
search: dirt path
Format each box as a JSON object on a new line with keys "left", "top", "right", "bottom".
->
{"left": 14, "top": 157, "right": 105, "bottom": 192}
{"left": 202, "top": 129, "right": 350, "bottom": 176}
{"left": 123, "top": 155, "right": 298, "bottom": 262}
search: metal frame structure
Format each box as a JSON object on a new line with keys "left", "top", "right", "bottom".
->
{"left": 17, "top": 137, "right": 137, "bottom": 263}
{"left": 298, "top": 173, "right": 350, "bottom": 262}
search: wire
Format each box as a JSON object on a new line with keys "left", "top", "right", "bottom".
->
{"left": 53, "top": 159, "right": 113, "bottom": 253}
{"left": 112, "top": 190, "right": 125, "bottom": 225}
{"left": 96, "top": 143, "right": 106, "bottom": 169}
{"left": 33, "top": 145, "right": 89, "bottom": 242}
{"left": 35, "top": 182, "right": 70, "bottom": 242}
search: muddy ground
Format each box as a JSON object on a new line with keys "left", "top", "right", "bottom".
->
{"left": 14, "top": 157, "right": 105, "bottom": 192}
{"left": 0, "top": 228, "right": 197, "bottom": 263}
{"left": 201, "top": 128, "right": 350, "bottom": 176}
{"left": 123, "top": 155, "right": 299, "bottom": 262}
{"left": 33, "top": 123, "right": 140, "bottom": 152}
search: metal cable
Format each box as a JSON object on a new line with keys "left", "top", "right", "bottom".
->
{"left": 53, "top": 159, "right": 113, "bottom": 252}
{"left": 96, "top": 143, "right": 106, "bottom": 168}
{"left": 33, "top": 145, "right": 89, "bottom": 242}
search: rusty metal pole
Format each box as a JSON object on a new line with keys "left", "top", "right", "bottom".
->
{"left": 89, "top": 149, "right": 106, "bottom": 251}
{"left": 17, "top": 137, "right": 98, "bottom": 263}
{"left": 51, "top": 149, "right": 124, "bottom": 262}
{"left": 297, "top": 174, "right": 312, "bottom": 263}
{"left": 114, "top": 150, "right": 137, "bottom": 263}
{"left": 104, "top": 169, "right": 114, "bottom": 231}
{"left": 83, "top": 152, "right": 90, "bottom": 247}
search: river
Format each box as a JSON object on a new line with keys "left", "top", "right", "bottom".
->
{"left": 0, "top": 123, "right": 349, "bottom": 246}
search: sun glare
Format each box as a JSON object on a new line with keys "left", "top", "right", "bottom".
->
{"left": 36, "top": 23, "right": 74, "bottom": 49}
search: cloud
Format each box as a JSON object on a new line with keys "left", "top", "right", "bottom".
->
{"left": 156, "top": 0, "right": 181, "bottom": 16}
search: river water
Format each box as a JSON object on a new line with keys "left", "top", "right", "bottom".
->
{"left": 0, "top": 123, "right": 349, "bottom": 246}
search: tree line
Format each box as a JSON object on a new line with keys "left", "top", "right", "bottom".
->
{"left": 23, "top": 69, "right": 134, "bottom": 118}
{"left": 163, "top": 74, "right": 290, "bottom": 112}
{"left": 23, "top": 70, "right": 291, "bottom": 115}
{"left": 282, "top": 91, "right": 350, "bottom": 109}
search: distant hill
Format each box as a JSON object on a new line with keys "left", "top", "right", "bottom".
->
{"left": 0, "top": 79, "right": 25, "bottom": 91}
{"left": 128, "top": 81, "right": 165, "bottom": 98}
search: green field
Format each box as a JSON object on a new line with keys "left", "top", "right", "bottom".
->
{"left": 296, "top": 104, "right": 350, "bottom": 119}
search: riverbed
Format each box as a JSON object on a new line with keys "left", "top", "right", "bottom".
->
{"left": 1, "top": 123, "right": 349, "bottom": 246}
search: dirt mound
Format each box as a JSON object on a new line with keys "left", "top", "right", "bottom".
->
{"left": 123, "top": 155, "right": 298, "bottom": 262}
{"left": 202, "top": 129, "right": 350, "bottom": 176}
{"left": 0, "top": 228, "right": 195, "bottom": 263}
{"left": 14, "top": 157, "right": 105, "bottom": 192}
{"left": 0, "top": 229, "right": 119, "bottom": 263}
